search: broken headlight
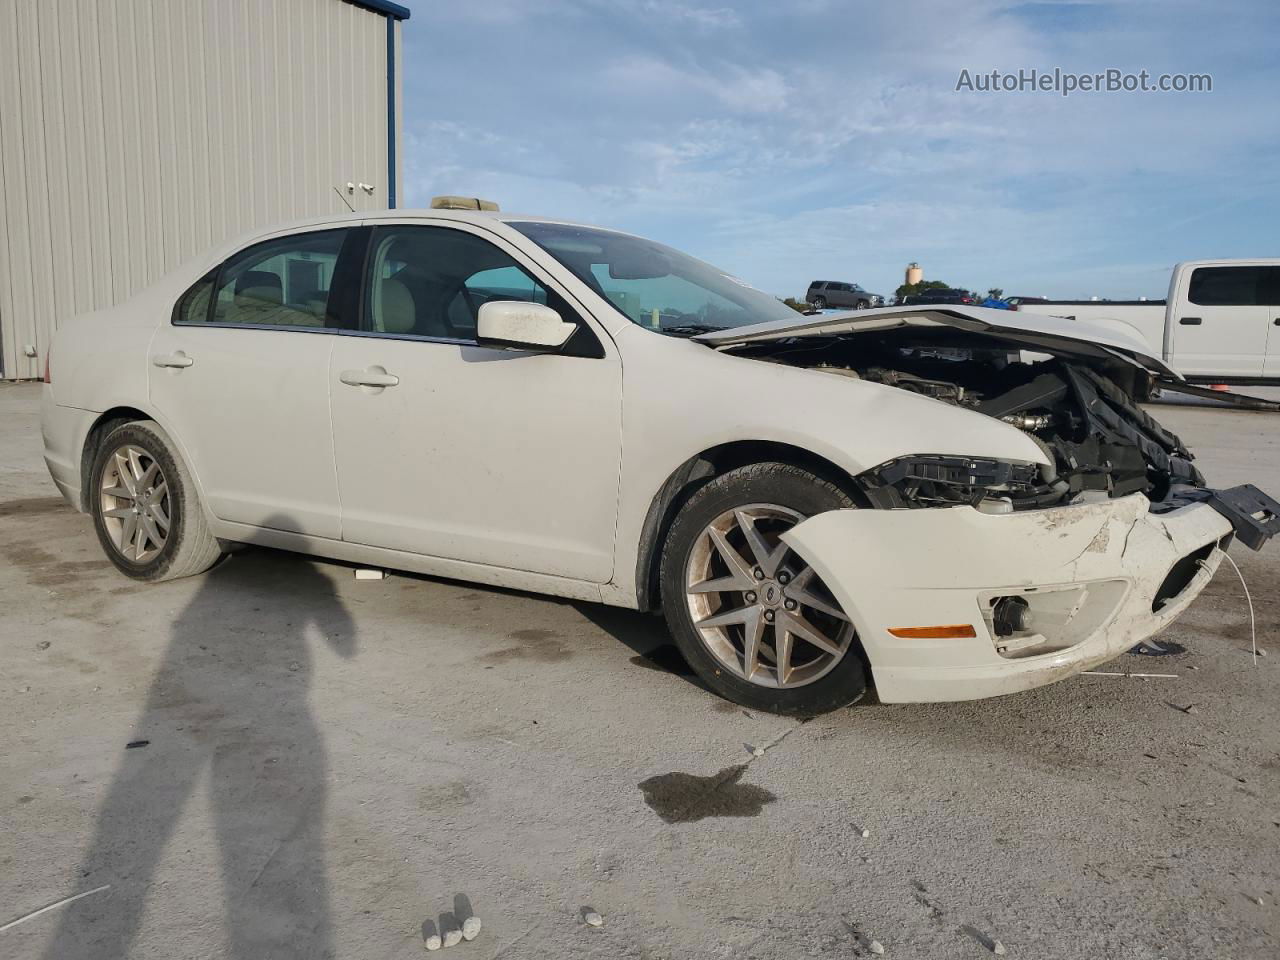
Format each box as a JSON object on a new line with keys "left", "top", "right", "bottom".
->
{"left": 858, "top": 455, "right": 1045, "bottom": 510}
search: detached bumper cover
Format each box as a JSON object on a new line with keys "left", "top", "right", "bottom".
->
{"left": 782, "top": 493, "right": 1235, "bottom": 703}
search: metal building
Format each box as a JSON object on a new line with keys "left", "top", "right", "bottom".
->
{"left": 0, "top": 0, "right": 410, "bottom": 379}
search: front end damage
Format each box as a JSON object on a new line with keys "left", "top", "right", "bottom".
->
{"left": 711, "top": 308, "right": 1280, "bottom": 701}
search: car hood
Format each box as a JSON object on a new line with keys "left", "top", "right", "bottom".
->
{"left": 694, "top": 304, "right": 1179, "bottom": 378}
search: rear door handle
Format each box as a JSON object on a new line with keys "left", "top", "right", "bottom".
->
{"left": 1179, "top": 317, "right": 1202, "bottom": 325}
{"left": 339, "top": 369, "right": 399, "bottom": 387}
{"left": 152, "top": 352, "right": 194, "bottom": 368}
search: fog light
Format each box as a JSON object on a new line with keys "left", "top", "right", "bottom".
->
{"left": 992, "top": 596, "right": 1033, "bottom": 636}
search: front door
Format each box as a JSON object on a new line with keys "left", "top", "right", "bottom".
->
{"left": 149, "top": 228, "right": 356, "bottom": 538}
{"left": 1173, "top": 265, "right": 1270, "bottom": 378}
{"left": 328, "top": 223, "right": 623, "bottom": 582}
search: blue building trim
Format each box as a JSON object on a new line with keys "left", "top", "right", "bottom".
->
{"left": 386, "top": 16, "right": 398, "bottom": 208}
{"left": 346, "top": 0, "right": 411, "bottom": 20}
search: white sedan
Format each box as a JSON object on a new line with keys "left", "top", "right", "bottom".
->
{"left": 41, "top": 204, "right": 1279, "bottom": 714}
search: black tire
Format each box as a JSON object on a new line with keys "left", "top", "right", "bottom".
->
{"left": 659, "top": 463, "right": 868, "bottom": 715}
{"left": 89, "top": 420, "right": 224, "bottom": 582}
{"left": 811, "top": 296, "right": 827, "bottom": 309}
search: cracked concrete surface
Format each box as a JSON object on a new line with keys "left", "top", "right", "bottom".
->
{"left": 1, "top": 382, "right": 1278, "bottom": 959}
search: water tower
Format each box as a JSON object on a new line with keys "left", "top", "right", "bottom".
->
{"left": 905, "top": 262, "right": 923, "bottom": 286}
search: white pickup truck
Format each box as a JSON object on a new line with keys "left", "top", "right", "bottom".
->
{"left": 1013, "top": 259, "right": 1280, "bottom": 384}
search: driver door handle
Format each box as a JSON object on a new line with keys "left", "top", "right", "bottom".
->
{"left": 152, "top": 352, "right": 194, "bottom": 368}
{"left": 339, "top": 369, "right": 399, "bottom": 387}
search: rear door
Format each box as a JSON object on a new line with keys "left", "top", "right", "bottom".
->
{"left": 1173, "top": 265, "right": 1269, "bottom": 378}
{"left": 148, "top": 227, "right": 359, "bottom": 538}
{"left": 327, "top": 221, "right": 623, "bottom": 582}
{"left": 1263, "top": 267, "right": 1280, "bottom": 379}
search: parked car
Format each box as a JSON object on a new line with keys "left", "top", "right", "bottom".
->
{"left": 902, "top": 288, "right": 976, "bottom": 305}
{"left": 1011, "top": 261, "right": 1280, "bottom": 383}
{"left": 42, "top": 208, "right": 1279, "bottom": 714}
{"left": 805, "top": 280, "right": 882, "bottom": 310}
{"left": 1005, "top": 296, "right": 1048, "bottom": 308}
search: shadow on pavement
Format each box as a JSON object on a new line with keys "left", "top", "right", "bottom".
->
{"left": 42, "top": 535, "right": 355, "bottom": 959}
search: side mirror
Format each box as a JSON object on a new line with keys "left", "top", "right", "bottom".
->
{"left": 477, "top": 301, "right": 576, "bottom": 350}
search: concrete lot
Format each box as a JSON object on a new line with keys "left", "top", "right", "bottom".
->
{"left": 1, "top": 380, "right": 1277, "bottom": 960}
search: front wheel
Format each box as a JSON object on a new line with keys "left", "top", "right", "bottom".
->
{"left": 659, "top": 463, "right": 867, "bottom": 715}
{"left": 810, "top": 296, "right": 826, "bottom": 309}
{"left": 90, "top": 420, "right": 224, "bottom": 581}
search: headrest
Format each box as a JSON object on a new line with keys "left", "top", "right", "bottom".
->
{"left": 236, "top": 270, "right": 282, "bottom": 296}
{"left": 378, "top": 278, "right": 416, "bottom": 334}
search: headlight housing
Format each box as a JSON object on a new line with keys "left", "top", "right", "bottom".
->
{"left": 858, "top": 455, "right": 1046, "bottom": 510}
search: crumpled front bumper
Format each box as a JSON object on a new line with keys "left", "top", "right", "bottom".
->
{"left": 781, "top": 493, "right": 1233, "bottom": 703}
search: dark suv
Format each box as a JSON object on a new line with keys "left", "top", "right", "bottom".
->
{"left": 805, "top": 280, "right": 882, "bottom": 310}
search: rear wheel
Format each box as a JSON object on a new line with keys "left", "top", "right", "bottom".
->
{"left": 660, "top": 463, "right": 867, "bottom": 715}
{"left": 811, "top": 296, "right": 827, "bottom": 309}
{"left": 90, "top": 420, "right": 224, "bottom": 581}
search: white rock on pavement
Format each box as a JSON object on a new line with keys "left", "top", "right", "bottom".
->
{"left": 462, "top": 916, "right": 481, "bottom": 940}
{"left": 869, "top": 939, "right": 885, "bottom": 954}
{"left": 443, "top": 927, "right": 463, "bottom": 947}
{"left": 424, "top": 932, "right": 441, "bottom": 951}
{"left": 583, "top": 909, "right": 604, "bottom": 927}
{"left": 993, "top": 940, "right": 1006, "bottom": 955}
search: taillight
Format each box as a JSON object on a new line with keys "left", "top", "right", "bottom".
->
{"left": 43, "top": 351, "right": 51, "bottom": 383}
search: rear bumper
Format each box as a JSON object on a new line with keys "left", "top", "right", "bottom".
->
{"left": 782, "top": 493, "right": 1232, "bottom": 703}
{"left": 40, "top": 391, "right": 96, "bottom": 513}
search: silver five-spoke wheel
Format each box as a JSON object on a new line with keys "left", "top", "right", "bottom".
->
{"left": 684, "top": 504, "right": 854, "bottom": 688}
{"left": 99, "top": 444, "right": 170, "bottom": 563}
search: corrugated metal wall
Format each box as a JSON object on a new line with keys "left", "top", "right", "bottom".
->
{"left": 0, "top": 0, "right": 400, "bottom": 379}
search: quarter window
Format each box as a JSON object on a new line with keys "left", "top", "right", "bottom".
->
{"left": 184, "top": 230, "right": 348, "bottom": 328}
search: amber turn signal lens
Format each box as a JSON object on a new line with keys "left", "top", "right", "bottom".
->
{"left": 888, "top": 624, "right": 977, "bottom": 639}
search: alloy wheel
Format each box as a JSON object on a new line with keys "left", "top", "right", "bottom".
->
{"left": 683, "top": 504, "right": 855, "bottom": 688}
{"left": 99, "top": 444, "right": 171, "bottom": 563}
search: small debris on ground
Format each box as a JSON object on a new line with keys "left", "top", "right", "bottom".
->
{"left": 36, "top": 640, "right": 50, "bottom": 650}
{"left": 462, "top": 916, "right": 481, "bottom": 940}
{"left": 355, "top": 568, "right": 386, "bottom": 580}
{"left": 1256, "top": 648, "right": 1268, "bottom": 657}
{"left": 869, "top": 939, "right": 886, "bottom": 954}
{"left": 1182, "top": 704, "right": 1199, "bottom": 715}
{"left": 581, "top": 907, "right": 604, "bottom": 927}
{"left": 860, "top": 827, "right": 871, "bottom": 838}
{"left": 443, "top": 926, "right": 462, "bottom": 947}
{"left": 125, "top": 740, "right": 150, "bottom": 749}
{"left": 288, "top": 660, "right": 301, "bottom": 672}
{"left": 1254, "top": 896, "right": 1265, "bottom": 906}
{"left": 745, "top": 743, "right": 765, "bottom": 757}
{"left": 423, "top": 925, "right": 442, "bottom": 951}
{"left": 993, "top": 939, "right": 1007, "bottom": 955}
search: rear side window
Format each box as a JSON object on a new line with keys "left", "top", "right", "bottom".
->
{"left": 1188, "top": 266, "right": 1261, "bottom": 306}
{"left": 176, "top": 229, "right": 349, "bottom": 328}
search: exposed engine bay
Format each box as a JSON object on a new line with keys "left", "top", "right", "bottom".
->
{"left": 728, "top": 326, "right": 1206, "bottom": 512}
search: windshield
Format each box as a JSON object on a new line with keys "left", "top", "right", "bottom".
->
{"left": 510, "top": 221, "right": 798, "bottom": 334}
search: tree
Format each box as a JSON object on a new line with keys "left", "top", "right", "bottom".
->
{"left": 894, "top": 279, "right": 950, "bottom": 301}
{"left": 986, "top": 288, "right": 1004, "bottom": 301}
{"left": 780, "top": 297, "right": 812, "bottom": 313}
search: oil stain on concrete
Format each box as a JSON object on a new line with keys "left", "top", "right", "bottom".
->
{"left": 638, "top": 764, "right": 777, "bottom": 823}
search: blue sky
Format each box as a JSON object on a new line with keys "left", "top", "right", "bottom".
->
{"left": 398, "top": 0, "right": 1278, "bottom": 301}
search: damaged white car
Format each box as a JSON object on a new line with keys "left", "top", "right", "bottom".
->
{"left": 41, "top": 208, "right": 1280, "bottom": 714}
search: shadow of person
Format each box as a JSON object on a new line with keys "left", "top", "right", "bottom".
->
{"left": 42, "top": 538, "right": 355, "bottom": 959}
